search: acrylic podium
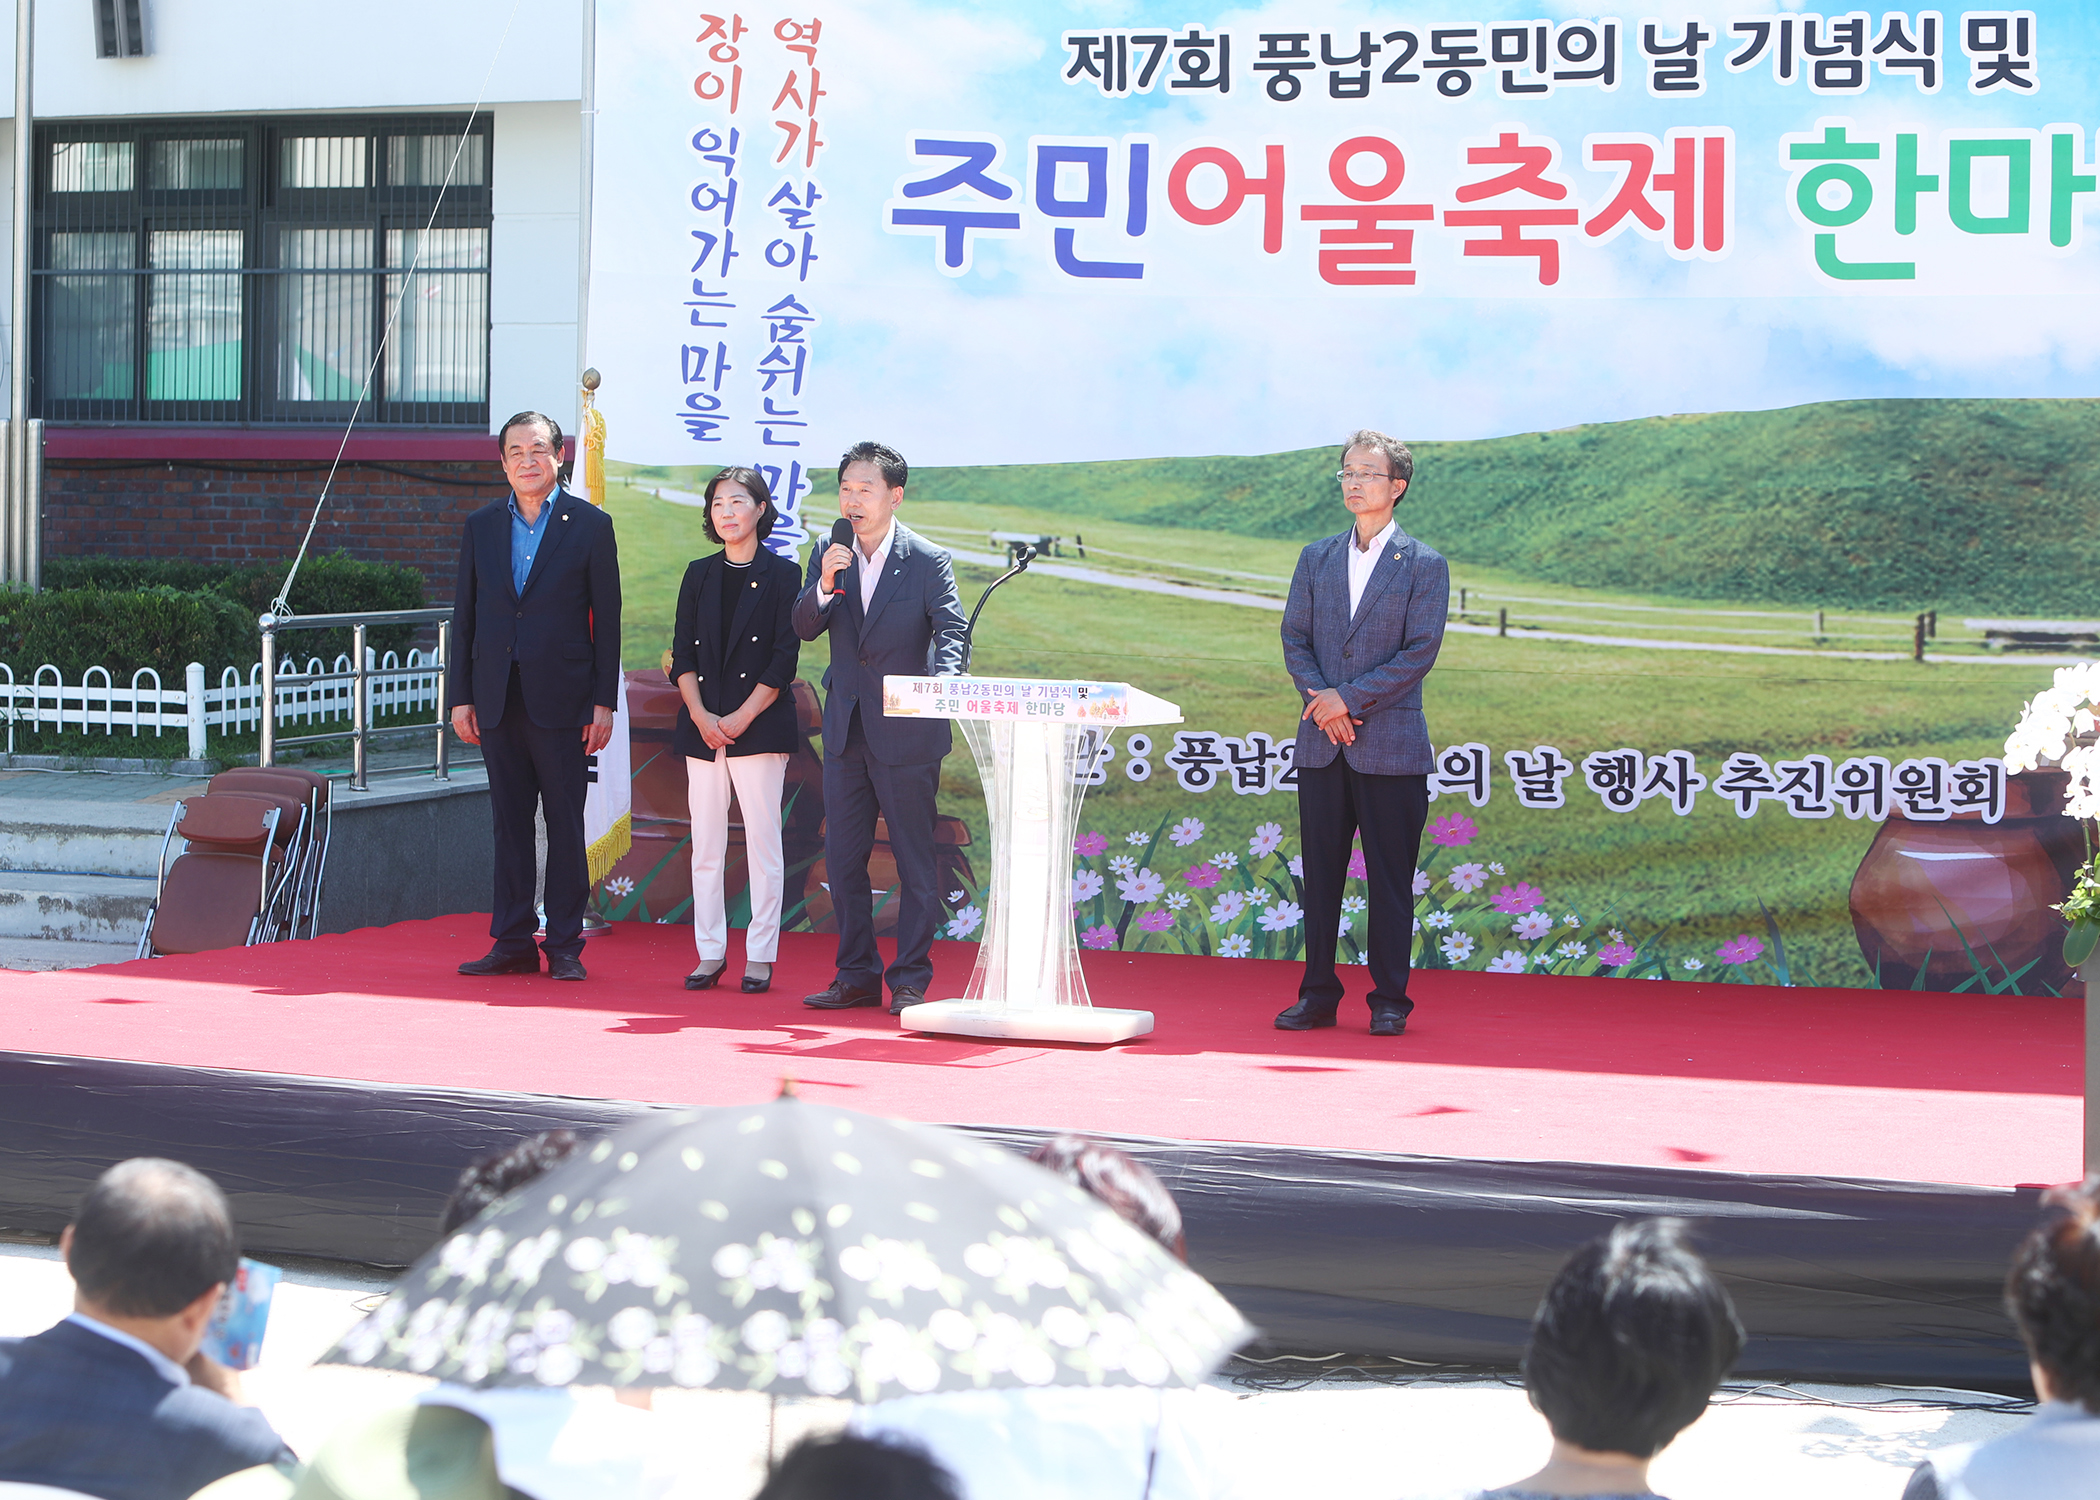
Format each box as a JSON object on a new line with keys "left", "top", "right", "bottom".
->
{"left": 882, "top": 675, "right": 1183, "bottom": 1043}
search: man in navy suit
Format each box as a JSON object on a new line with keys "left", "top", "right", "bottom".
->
{"left": 1278, "top": 429, "right": 1450, "bottom": 1037}
{"left": 794, "top": 441, "right": 967, "bottom": 1015}
{"left": 0, "top": 1158, "right": 291, "bottom": 1500}
{"left": 448, "top": 411, "right": 622, "bottom": 982}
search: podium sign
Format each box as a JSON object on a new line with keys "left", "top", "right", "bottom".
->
{"left": 882, "top": 676, "right": 1182, "bottom": 1043}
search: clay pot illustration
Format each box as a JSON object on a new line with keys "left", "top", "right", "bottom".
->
{"left": 1850, "top": 769, "right": 2090, "bottom": 992}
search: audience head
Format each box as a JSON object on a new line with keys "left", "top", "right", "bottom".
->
{"left": 2005, "top": 1174, "right": 2100, "bottom": 1412}
{"left": 1027, "top": 1134, "right": 1187, "bottom": 1261}
{"left": 1521, "top": 1217, "right": 1743, "bottom": 1459}
{"left": 438, "top": 1129, "right": 583, "bottom": 1237}
{"left": 64, "top": 1158, "right": 240, "bottom": 1357}
{"left": 755, "top": 1434, "right": 959, "bottom": 1500}
{"left": 702, "top": 465, "right": 779, "bottom": 544}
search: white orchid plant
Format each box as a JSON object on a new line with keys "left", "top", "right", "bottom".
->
{"left": 2003, "top": 662, "right": 2100, "bottom": 965}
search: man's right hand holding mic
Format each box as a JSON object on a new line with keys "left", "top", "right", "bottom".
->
{"left": 820, "top": 516, "right": 855, "bottom": 599}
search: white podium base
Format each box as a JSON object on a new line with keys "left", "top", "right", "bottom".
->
{"left": 900, "top": 1000, "right": 1155, "bottom": 1044}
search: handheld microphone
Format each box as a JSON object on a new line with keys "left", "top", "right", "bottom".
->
{"left": 828, "top": 517, "right": 853, "bottom": 549}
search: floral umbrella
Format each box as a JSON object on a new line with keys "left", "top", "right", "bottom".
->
{"left": 322, "top": 1094, "right": 1253, "bottom": 1401}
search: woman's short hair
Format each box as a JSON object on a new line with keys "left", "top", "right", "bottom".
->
{"left": 2006, "top": 1174, "right": 2100, "bottom": 1413}
{"left": 1521, "top": 1218, "right": 1744, "bottom": 1459}
{"left": 438, "top": 1129, "right": 583, "bottom": 1237}
{"left": 1027, "top": 1134, "right": 1186, "bottom": 1260}
{"left": 702, "top": 466, "right": 778, "bottom": 545}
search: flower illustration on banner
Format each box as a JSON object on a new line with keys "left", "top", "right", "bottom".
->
{"left": 1164, "top": 892, "right": 1190, "bottom": 910}
{"left": 1486, "top": 949, "right": 1529, "bottom": 973}
{"left": 1071, "top": 871, "right": 1104, "bottom": 903}
{"left": 1208, "top": 891, "right": 1250, "bottom": 924}
{"left": 1080, "top": 925, "right": 1117, "bottom": 950}
{"left": 1249, "top": 823, "right": 1285, "bottom": 858}
{"left": 1125, "top": 831, "right": 1149, "bottom": 845}
{"left": 1448, "top": 862, "right": 1487, "bottom": 893}
{"left": 1488, "top": 862, "right": 1506, "bottom": 875}
{"left": 1107, "top": 855, "right": 1137, "bottom": 878}
{"left": 1681, "top": 957, "right": 1706, "bottom": 972}
{"left": 1491, "top": 883, "right": 1545, "bottom": 915}
{"left": 1288, "top": 855, "right": 1304, "bottom": 877}
{"left": 605, "top": 876, "right": 636, "bottom": 899}
{"left": 1183, "top": 864, "right": 1222, "bottom": 890}
{"left": 944, "top": 906, "right": 984, "bottom": 939}
{"left": 1341, "top": 896, "right": 1367, "bottom": 914}
{"left": 1423, "top": 911, "right": 1453, "bottom": 930}
{"left": 1716, "top": 934, "right": 1765, "bottom": 965}
{"left": 1411, "top": 869, "right": 1430, "bottom": 896}
{"left": 1607, "top": 928, "right": 1625, "bottom": 942}
{"left": 1210, "top": 852, "right": 1239, "bottom": 871}
{"left": 1556, "top": 941, "right": 1588, "bottom": 959}
{"left": 1597, "top": 940, "right": 1638, "bottom": 965}
{"left": 1167, "top": 817, "right": 1205, "bottom": 847}
{"left": 948, "top": 890, "right": 966, "bottom": 905}
{"left": 1257, "top": 901, "right": 1303, "bottom": 932}
{"left": 1440, "top": 932, "right": 1477, "bottom": 962}
{"left": 1137, "top": 911, "right": 1175, "bottom": 933}
{"left": 1075, "top": 831, "right": 1108, "bottom": 858}
{"left": 1428, "top": 813, "right": 1478, "bottom": 847}
{"left": 1511, "top": 910, "right": 1555, "bottom": 940}
{"left": 1217, "top": 934, "right": 1252, "bottom": 958}
{"left": 1563, "top": 913, "right": 1582, "bottom": 928}
{"left": 1116, "top": 868, "right": 1165, "bottom": 903}
{"left": 1337, "top": 915, "right": 1352, "bottom": 936}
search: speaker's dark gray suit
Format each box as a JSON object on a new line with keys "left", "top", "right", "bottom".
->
{"left": 793, "top": 521, "right": 967, "bottom": 993}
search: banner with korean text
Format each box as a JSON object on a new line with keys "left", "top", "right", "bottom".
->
{"left": 586, "top": 0, "right": 2100, "bottom": 993}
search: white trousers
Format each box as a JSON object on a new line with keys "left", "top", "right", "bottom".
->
{"left": 685, "top": 751, "right": 789, "bottom": 963}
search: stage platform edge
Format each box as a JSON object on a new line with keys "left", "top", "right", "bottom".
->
{"left": 0, "top": 1049, "right": 2038, "bottom": 1389}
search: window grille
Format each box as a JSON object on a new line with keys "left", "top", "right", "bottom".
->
{"left": 32, "top": 114, "right": 492, "bottom": 426}
{"left": 93, "top": 0, "right": 148, "bottom": 59}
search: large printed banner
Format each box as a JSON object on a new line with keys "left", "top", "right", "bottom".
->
{"left": 587, "top": 1, "right": 2100, "bottom": 993}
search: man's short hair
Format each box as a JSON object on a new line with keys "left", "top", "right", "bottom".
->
{"left": 495, "top": 411, "right": 565, "bottom": 458}
{"left": 2006, "top": 1174, "right": 2100, "bottom": 1414}
{"left": 1522, "top": 1218, "right": 1744, "bottom": 1459}
{"left": 1028, "top": 1134, "right": 1186, "bottom": 1260}
{"left": 838, "top": 441, "right": 908, "bottom": 491}
{"left": 756, "top": 1433, "right": 960, "bottom": 1500}
{"left": 1341, "top": 428, "right": 1414, "bottom": 488}
{"left": 438, "top": 1129, "right": 584, "bottom": 1237}
{"left": 68, "top": 1158, "right": 240, "bottom": 1318}
{"left": 701, "top": 466, "right": 779, "bottom": 545}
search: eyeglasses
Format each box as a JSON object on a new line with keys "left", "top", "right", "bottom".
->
{"left": 1335, "top": 468, "right": 1392, "bottom": 485}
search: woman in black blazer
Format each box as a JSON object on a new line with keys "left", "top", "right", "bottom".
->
{"left": 670, "top": 467, "right": 802, "bottom": 992}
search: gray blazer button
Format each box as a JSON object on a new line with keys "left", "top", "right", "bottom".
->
{"left": 739, "top": 672, "right": 747, "bottom": 678}
{"left": 751, "top": 635, "right": 759, "bottom": 642}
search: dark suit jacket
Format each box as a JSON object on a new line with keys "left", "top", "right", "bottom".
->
{"left": 791, "top": 521, "right": 967, "bottom": 766}
{"left": 1281, "top": 524, "right": 1450, "bottom": 775}
{"left": 669, "top": 547, "right": 803, "bottom": 760}
{"left": 0, "top": 1319, "right": 292, "bottom": 1500}
{"left": 446, "top": 487, "right": 622, "bottom": 729}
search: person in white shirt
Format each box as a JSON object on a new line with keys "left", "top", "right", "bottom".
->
{"left": 1277, "top": 429, "right": 1449, "bottom": 1037}
{"left": 1902, "top": 1175, "right": 2100, "bottom": 1500}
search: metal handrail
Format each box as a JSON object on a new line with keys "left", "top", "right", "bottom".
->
{"left": 259, "top": 607, "right": 453, "bottom": 792}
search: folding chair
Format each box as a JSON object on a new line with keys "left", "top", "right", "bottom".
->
{"left": 136, "top": 794, "right": 288, "bottom": 957}
{"left": 208, "top": 766, "right": 333, "bottom": 938}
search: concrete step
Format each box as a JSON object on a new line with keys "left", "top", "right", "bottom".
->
{"left": 0, "top": 871, "right": 157, "bottom": 943}
{"left": 0, "top": 799, "right": 175, "bottom": 879}
{"left": 0, "top": 936, "right": 139, "bottom": 971}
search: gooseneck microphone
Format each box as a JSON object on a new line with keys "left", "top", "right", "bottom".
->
{"left": 961, "top": 544, "right": 1035, "bottom": 673}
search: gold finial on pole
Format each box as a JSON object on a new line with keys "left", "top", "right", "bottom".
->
{"left": 579, "top": 369, "right": 606, "bottom": 509}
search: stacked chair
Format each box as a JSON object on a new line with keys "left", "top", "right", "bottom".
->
{"left": 135, "top": 767, "right": 334, "bottom": 958}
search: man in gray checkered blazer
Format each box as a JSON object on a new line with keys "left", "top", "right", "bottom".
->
{"left": 1277, "top": 429, "right": 1449, "bottom": 1036}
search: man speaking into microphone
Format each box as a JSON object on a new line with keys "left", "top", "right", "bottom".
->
{"left": 794, "top": 441, "right": 968, "bottom": 1016}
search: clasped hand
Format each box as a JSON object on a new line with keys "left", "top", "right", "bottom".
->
{"left": 700, "top": 708, "right": 749, "bottom": 750}
{"left": 1302, "top": 687, "right": 1363, "bottom": 746}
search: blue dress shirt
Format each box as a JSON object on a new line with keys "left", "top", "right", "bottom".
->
{"left": 509, "top": 491, "right": 555, "bottom": 596}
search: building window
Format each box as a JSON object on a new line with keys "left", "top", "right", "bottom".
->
{"left": 33, "top": 114, "right": 491, "bottom": 426}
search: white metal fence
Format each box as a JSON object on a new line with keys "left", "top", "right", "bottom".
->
{"left": 0, "top": 649, "right": 445, "bottom": 758}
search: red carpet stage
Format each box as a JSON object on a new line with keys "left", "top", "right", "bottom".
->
{"left": 0, "top": 917, "right": 2083, "bottom": 1385}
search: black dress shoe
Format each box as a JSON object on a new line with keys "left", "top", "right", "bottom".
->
{"left": 887, "top": 985, "right": 927, "bottom": 1016}
{"left": 1274, "top": 998, "right": 1338, "bottom": 1030}
{"left": 1368, "top": 1011, "right": 1408, "bottom": 1037}
{"left": 459, "top": 950, "right": 539, "bottom": 976}
{"left": 547, "top": 955, "right": 587, "bottom": 981}
{"left": 740, "top": 963, "right": 772, "bottom": 994}
{"left": 685, "top": 961, "right": 725, "bottom": 992}
{"left": 804, "top": 978, "right": 881, "bottom": 1009}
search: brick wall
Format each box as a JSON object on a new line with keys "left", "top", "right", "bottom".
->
{"left": 40, "top": 460, "right": 512, "bottom": 603}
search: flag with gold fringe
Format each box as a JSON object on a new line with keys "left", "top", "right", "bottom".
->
{"left": 579, "top": 372, "right": 631, "bottom": 886}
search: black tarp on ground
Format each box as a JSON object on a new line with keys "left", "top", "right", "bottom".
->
{"left": 0, "top": 1050, "right": 2037, "bottom": 1385}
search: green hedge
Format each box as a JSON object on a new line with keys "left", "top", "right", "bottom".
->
{"left": 0, "top": 585, "right": 252, "bottom": 685}
{"left": 33, "top": 552, "right": 429, "bottom": 671}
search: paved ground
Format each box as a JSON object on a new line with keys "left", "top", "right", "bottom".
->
{"left": 0, "top": 1241, "right": 2028, "bottom": 1499}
